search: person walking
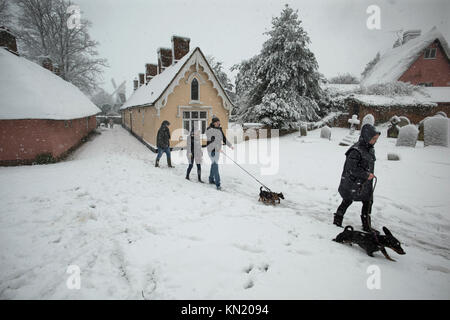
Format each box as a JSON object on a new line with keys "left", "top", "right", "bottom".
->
{"left": 333, "top": 123, "right": 381, "bottom": 232}
{"left": 186, "top": 124, "right": 204, "bottom": 183}
{"left": 155, "top": 120, "right": 174, "bottom": 168}
{"left": 206, "top": 117, "right": 233, "bottom": 190}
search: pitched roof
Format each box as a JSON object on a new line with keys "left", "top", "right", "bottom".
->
{"left": 361, "top": 27, "right": 450, "bottom": 87}
{"left": 120, "top": 47, "right": 234, "bottom": 111}
{"left": 0, "top": 49, "right": 101, "bottom": 120}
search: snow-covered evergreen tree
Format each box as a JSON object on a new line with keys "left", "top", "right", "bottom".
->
{"left": 361, "top": 52, "right": 380, "bottom": 80}
{"left": 233, "top": 4, "right": 323, "bottom": 129}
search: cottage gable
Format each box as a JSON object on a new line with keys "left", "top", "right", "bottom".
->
{"left": 361, "top": 27, "right": 450, "bottom": 87}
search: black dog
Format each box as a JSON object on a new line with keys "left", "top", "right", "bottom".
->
{"left": 333, "top": 226, "right": 406, "bottom": 261}
{"left": 259, "top": 187, "right": 284, "bottom": 205}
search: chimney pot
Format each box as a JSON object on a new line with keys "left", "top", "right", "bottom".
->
{"left": 145, "top": 63, "right": 158, "bottom": 83}
{"left": 157, "top": 47, "right": 173, "bottom": 73}
{"left": 171, "top": 35, "right": 190, "bottom": 63}
{"left": 139, "top": 73, "right": 145, "bottom": 86}
{"left": 133, "top": 78, "right": 139, "bottom": 91}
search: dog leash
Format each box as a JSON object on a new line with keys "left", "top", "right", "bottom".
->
{"left": 220, "top": 150, "right": 273, "bottom": 193}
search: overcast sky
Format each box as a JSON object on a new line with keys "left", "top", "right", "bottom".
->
{"left": 73, "top": 0, "right": 450, "bottom": 96}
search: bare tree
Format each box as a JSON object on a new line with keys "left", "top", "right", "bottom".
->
{"left": 0, "top": 0, "right": 12, "bottom": 25}
{"left": 15, "top": 0, "right": 107, "bottom": 94}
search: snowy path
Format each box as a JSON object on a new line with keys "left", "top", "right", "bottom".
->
{"left": 0, "top": 126, "right": 449, "bottom": 299}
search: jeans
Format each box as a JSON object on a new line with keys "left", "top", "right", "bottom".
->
{"left": 156, "top": 147, "right": 171, "bottom": 161}
{"left": 209, "top": 151, "right": 220, "bottom": 187}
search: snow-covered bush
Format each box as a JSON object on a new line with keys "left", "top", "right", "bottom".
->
{"left": 396, "top": 124, "right": 419, "bottom": 147}
{"left": 360, "top": 81, "right": 424, "bottom": 97}
{"left": 424, "top": 117, "right": 449, "bottom": 147}
{"left": 362, "top": 114, "right": 375, "bottom": 127}
{"left": 320, "top": 125, "right": 331, "bottom": 140}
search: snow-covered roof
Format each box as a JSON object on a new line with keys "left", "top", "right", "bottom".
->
{"left": 322, "top": 83, "right": 360, "bottom": 95}
{"left": 121, "top": 47, "right": 234, "bottom": 111}
{"left": 361, "top": 27, "right": 450, "bottom": 87}
{"left": 0, "top": 49, "right": 101, "bottom": 120}
{"left": 422, "top": 87, "right": 450, "bottom": 103}
{"left": 121, "top": 49, "right": 196, "bottom": 110}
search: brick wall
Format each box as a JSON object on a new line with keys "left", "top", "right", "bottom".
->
{"left": 0, "top": 116, "right": 96, "bottom": 165}
{"left": 399, "top": 40, "right": 450, "bottom": 87}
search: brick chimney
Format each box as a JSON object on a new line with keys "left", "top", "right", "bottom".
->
{"left": 171, "top": 35, "right": 190, "bottom": 64}
{"left": 403, "top": 30, "right": 421, "bottom": 44}
{"left": 145, "top": 63, "right": 158, "bottom": 83}
{"left": 0, "top": 26, "right": 18, "bottom": 55}
{"left": 139, "top": 73, "right": 145, "bottom": 86}
{"left": 133, "top": 78, "right": 139, "bottom": 91}
{"left": 40, "top": 56, "right": 54, "bottom": 72}
{"left": 53, "top": 63, "right": 61, "bottom": 76}
{"left": 157, "top": 47, "right": 172, "bottom": 73}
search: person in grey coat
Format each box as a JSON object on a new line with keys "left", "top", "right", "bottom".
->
{"left": 333, "top": 123, "right": 381, "bottom": 232}
{"left": 206, "top": 117, "right": 233, "bottom": 190}
{"left": 155, "top": 120, "right": 174, "bottom": 168}
{"left": 186, "top": 124, "right": 204, "bottom": 182}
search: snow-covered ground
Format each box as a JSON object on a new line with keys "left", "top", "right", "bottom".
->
{"left": 0, "top": 125, "right": 449, "bottom": 299}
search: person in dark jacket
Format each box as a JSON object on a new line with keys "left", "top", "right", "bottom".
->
{"left": 206, "top": 117, "right": 233, "bottom": 190}
{"left": 155, "top": 120, "right": 174, "bottom": 168}
{"left": 186, "top": 123, "right": 204, "bottom": 182}
{"left": 333, "top": 123, "right": 381, "bottom": 232}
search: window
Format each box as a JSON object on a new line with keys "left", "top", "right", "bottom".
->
{"left": 191, "top": 78, "right": 199, "bottom": 101}
{"left": 183, "top": 110, "right": 207, "bottom": 134}
{"left": 424, "top": 48, "right": 436, "bottom": 59}
{"left": 418, "top": 82, "right": 433, "bottom": 87}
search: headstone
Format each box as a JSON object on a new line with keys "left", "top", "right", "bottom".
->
{"left": 418, "top": 117, "right": 429, "bottom": 141}
{"left": 339, "top": 115, "right": 360, "bottom": 146}
{"left": 435, "top": 111, "right": 447, "bottom": 118}
{"left": 387, "top": 116, "right": 401, "bottom": 138}
{"left": 396, "top": 124, "right": 419, "bottom": 147}
{"left": 424, "top": 117, "right": 449, "bottom": 147}
{"left": 387, "top": 153, "right": 400, "bottom": 161}
{"left": 398, "top": 116, "right": 410, "bottom": 128}
{"left": 320, "top": 125, "right": 331, "bottom": 140}
{"left": 300, "top": 124, "right": 307, "bottom": 136}
{"left": 362, "top": 114, "right": 375, "bottom": 127}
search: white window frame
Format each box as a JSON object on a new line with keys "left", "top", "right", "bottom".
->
{"left": 424, "top": 47, "right": 437, "bottom": 59}
{"left": 180, "top": 108, "right": 210, "bottom": 140}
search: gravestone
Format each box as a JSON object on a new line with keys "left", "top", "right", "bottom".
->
{"left": 362, "top": 114, "right": 375, "bottom": 127}
{"left": 387, "top": 153, "right": 400, "bottom": 161}
{"left": 300, "top": 124, "right": 308, "bottom": 136}
{"left": 398, "top": 116, "right": 411, "bottom": 128}
{"left": 387, "top": 116, "right": 401, "bottom": 138}
{"left": 339, "top": 115, "right": 360, "bottom": 146}
{"left": 320, "top": 125, "right": 331, "bottom": 140}
{"left": 424, "top": 117, "right": 449, "bottom": 147}
{"left": 396, "top": 124, "right": 419, "bottom": 147}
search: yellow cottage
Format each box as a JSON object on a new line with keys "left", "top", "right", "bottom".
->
{"left": 120, "top": 36, "right": 234, "bottom": 151}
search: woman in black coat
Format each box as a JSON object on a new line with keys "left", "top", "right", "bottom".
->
{"left": 333, "top": 124, "right": 381, "bottom": 232}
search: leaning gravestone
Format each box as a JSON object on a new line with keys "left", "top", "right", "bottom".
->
{"left": 424, "top": 117, "right": 449, "bottom": 147}
{"left": 339, "top": 115, "right": 360, "bottom": 146}
{"left": 387, "top": 116, "right": 401, "bottom": 138}
{"left": 396, "top": 124, "right": 419, "bottom": 147}
{"left": 362, "top": 114, "right": 375, "bottom": 127}
{"left": 398, "top": 116, "right": 411, "bottom": 128}
{"left": 320, "top": 125, "right": 331, "bottom": 140}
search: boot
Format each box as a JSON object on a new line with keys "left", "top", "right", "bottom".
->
{"left": 333, "top": 213, "right": 344, "bottom": 227}
{"left": 361, "top": 214, "right": 378, "bottom": 233}
{"left": 197, "top": 170, "right": 204, "bottom": 183}
{"left": 155, "top": 159, "right": 160, "bottom": 167}
{"left": 167, "top": 157, "right": 174, "bottom": 168}
{"left": 185, "top": 174, "right": 190, "bottom": 180}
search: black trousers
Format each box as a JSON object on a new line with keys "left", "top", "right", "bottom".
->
{"left": 187, "top": 155, "right": 201, "bottom": 176}
{"left": 337, "top": 199, "right": 372, "bottom": 217}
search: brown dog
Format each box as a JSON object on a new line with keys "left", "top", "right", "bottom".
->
{"left": 259, "top": 187, "right": 284, "bottom": 205}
